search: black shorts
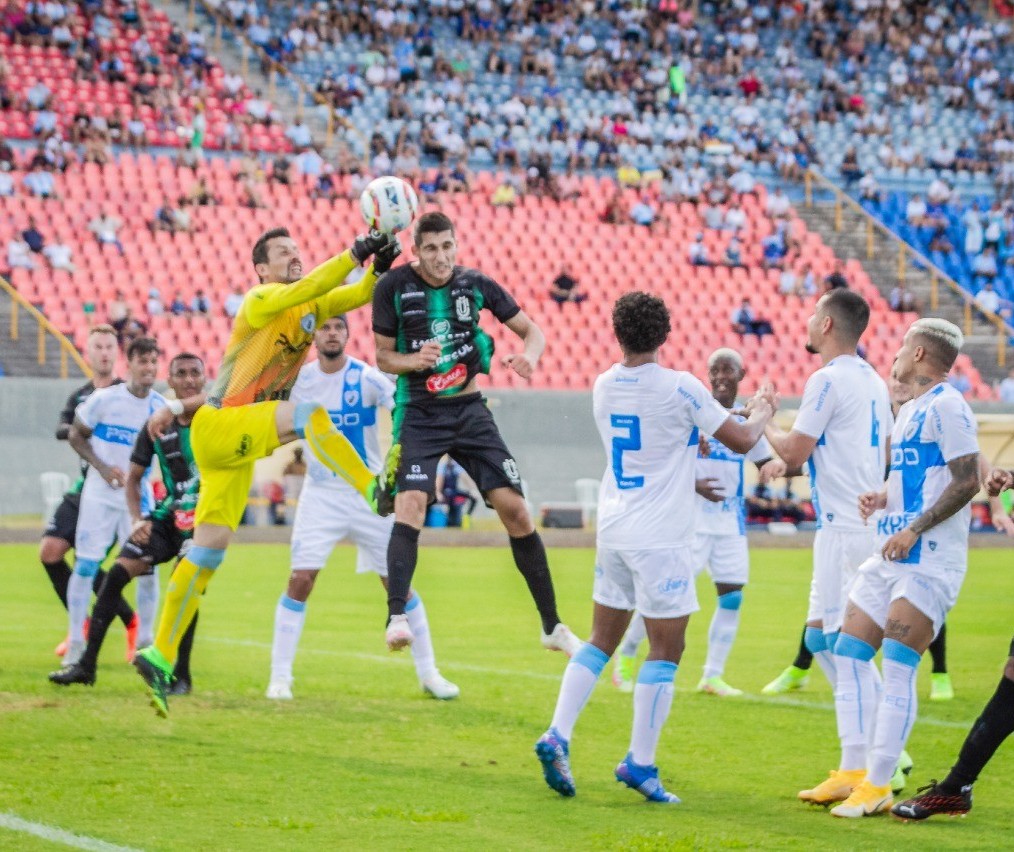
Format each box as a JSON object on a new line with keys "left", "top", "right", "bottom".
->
{"left": 43, "top": 492, "right": 80, "bottom": 545}
{"left": 394, "top": 393, "right": 523, "bottom": 500}
{"left": 119, "top": 516, "right": 186, "bottom": 567}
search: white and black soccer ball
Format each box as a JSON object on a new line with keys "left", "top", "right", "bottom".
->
{"left": 359, "top": 175, "right": 419, "bottom": 235}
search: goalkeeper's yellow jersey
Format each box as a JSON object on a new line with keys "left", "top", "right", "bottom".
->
{"left": 208, "top": 250, "right": 376, "bottom": 408}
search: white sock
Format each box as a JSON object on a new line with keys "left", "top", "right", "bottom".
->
{"left": 67, "top": 569, "right": 93, "bottom": 644}
{"left": 270, "top": 594, "right": 307, "bottom": 684}
{"left": 619, "top": 614, "right": 646, "bottom": 658}
{"left": 703, "top": 591, "right": 742, "bottom": 679}
{"left": 135, "top": 569, "right": 160, "bottom": 647}
{"left": 833, "top": 636, "right": 878, "bottom": 771}
{"left": 804, "top": 626, "right": 837, "bottom": 684}
{"left": 550, "top": 643, "right": 609, "bottom": 741}
{"left": 405, "top": 593, "right": 436, "bottom": 679}
{"left": 869, "top": 640, "right": 920, "bottom": 787}
{"left": 630, "top": 660, "right": 677, "bottom": 766}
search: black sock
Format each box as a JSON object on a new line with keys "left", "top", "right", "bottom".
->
{"left": 929, "top": 622, "right": 948, "bottom": 674}
{"left": 43, "top": 559, "right": 71, "bottom": 608}
{"left": 79, "top": 563, "right": 132, "bottom": 671}
{"left": 792, "top": 624, "right": 813, "bottom": 670}
{"left": 509, "top": 531, "right": 560, "bottom": 635}
{"left": 173, "top": 610, "right": 198, "bottom": 683}
{"left": 93, "top": 567, "right": 137, "bottom": 627}
{"left": 939, "top": 674, "right": 1014, "bottom": 794}
{"left": 386, "top": 522, "right": 420, "bottom": 618}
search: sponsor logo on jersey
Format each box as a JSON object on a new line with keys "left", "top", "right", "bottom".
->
{"left": 431, "top": 319, "right": 451, "bottom": 337}
{"left": 236, "top": 434, "right": 253, "bottom": 457}
{"left": 94, "top": 423, "right": 140, "bottom": 446}
{"left": 502, "top": 458, "right": 520, "bottom": 483}
{"left": 426, "top": 363, "right": 467, "bottom": 394}
{"left": 657, "top": 577, "right": 689, "bottom": 596}
{"left": 344, "top": 390, "right": 359, "bottom": 407}
{"left": 405, "top": 463, "right": 428, "bottom": 482}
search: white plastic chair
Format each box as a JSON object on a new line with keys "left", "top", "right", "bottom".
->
{"left": 40, "top": 471, "right": 70, "bottom": 522}
{"left": 574, "top": 478, "right": 601, "bottom": 525}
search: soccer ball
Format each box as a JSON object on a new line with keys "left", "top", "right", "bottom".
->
{"left": 359, "top": 176, "right": 419, "bottom": 234}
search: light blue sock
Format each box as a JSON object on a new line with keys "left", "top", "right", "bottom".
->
{"left": 549, "top": 643, "right": 609, "bottom": 741}
{"left": 631, "top": 660, "right": 678, "bottom": 766}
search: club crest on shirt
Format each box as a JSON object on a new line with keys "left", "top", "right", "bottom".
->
{"left": 455, "top": 295, "right": 471, "bottom": 322}
{"left": 502, "top": 458, "right": 520, "bottom": 483}
{"left": 928, "top": 541, "right": 937, "bottom": 551}
{"left": 826, "top": 512, "right": 834, "bottom": 522}
{"left": 300, "top": 313, "right": 316, "bottom": 334}
{"left": 904, "top": 421, "right": 919, "bottom": 441}
{"left": 344, "top": 390, "right": 359, "bottom": 407}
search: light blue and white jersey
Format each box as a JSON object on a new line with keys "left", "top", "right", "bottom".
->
{"left": 75, "top": 383, "right": 165, "bottom": 507}
{"left": 877, "top": 383, "right": 977, "bottom": 569}
{"left": 593, "top": 363, "right": 729, "bottom": 550}
{"left": 794, "top": 355, "right": 891, "bottom": 531}
{"left": 291, "top": 357, "right": 395, "bottom": 487}
{"left": 696, "top": 412, "right": 773, "bottom": 536}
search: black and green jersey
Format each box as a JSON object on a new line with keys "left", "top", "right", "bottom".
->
{"left": 57, "top": 378, "right": 124, "bottom": 495}
{"left": 372, "top": 265, "right": 520, "bottom": 404}
{"left": 130, "top": 419, "right": 200, "bottom": 533}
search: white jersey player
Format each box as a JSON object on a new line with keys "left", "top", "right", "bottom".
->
{"left": 535, "top": 292, "right": 776, "bottom": 804}
{"left": 819, "top": 318, "right": 980, "bottom": 818}
{"left": 765, "top": 289, "right": 891, "bottom": 698}
{"left": 65, "top": 338, "right": 165, "bottom": 666}
{"left": 267, "top": 315, "right": 458, "bottom": 701}
{"left": 611, "top": 348, "right": 785, "bottom": 698}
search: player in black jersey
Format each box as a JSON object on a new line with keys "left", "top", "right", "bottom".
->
{"left": 50, "top": 353, "right": 206, "bottom": 691}
{"left": 371, "top": 211, "right": 581, "bottom": 657}
{"left": 40, "top": 324, "right": 137, "bottom": 658}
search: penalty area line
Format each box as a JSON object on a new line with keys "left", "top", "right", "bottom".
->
{"left": 0, "top": 813, "right": 142, "bottom": 852}
{"left": 203, "top": 635, "right": 975, "bottom": 728}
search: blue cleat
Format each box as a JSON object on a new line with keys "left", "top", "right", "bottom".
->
{"left": 615, "top": 753, "right": 681, "bottom": 803}
{"left": 535, "top": 728, "right": 576, "bottom": 797}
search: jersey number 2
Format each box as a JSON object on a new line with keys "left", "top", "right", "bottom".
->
{"left": 610, "top": 414, "right": 644, "bottom": 490}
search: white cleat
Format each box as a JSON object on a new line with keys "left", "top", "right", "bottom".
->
{"left": 62, "top": 641, "right": 85, "bottom": 667}
{"left": 266, "top": 681, "right": 293, "bottom": 700}
{"left": 540, "top": 623, "right": 582, "bottom": 657}
{"left": 386, "top": 614, "right": 413, "bottom": 651}
{"left": 421, "top": 671, "right": 460, "bottom": 700}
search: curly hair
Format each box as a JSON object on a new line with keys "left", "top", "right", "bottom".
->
{"left": 612, "top": 292, "right": 670, "bottom": 354}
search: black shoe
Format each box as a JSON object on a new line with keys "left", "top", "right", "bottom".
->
{"left": 891, "top": 781, "right": 972, "bottom": 821}
{"left": 49, "top": 663, "right": 96, "bottom": 686}
{"left": 167, "top": 678, "right": 192, "bottom": 696}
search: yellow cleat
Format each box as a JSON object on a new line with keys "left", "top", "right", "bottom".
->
{"left": 798, "top": 769, "right": 866, "bottom": 805}
{"left": 830, "top": 780, "right": 893, "bottom": 818}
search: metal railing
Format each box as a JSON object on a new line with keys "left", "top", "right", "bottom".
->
{"left": 804, "top": 168, "right": 1009, "bottom": 368}
{"left": 187, "top": 0, "right": 368, "bottom": 154}
{"left": 0, "top": 277, "right": 89, "bottom": 378}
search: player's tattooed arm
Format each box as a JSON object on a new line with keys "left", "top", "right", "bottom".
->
{"left": 907, "top": 452, "right": 980, "bottom": 536}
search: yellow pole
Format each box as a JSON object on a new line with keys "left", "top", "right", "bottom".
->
{"left": 963, "top": 301, "right": 972, "bottom": 336}
{"left": 61, "top": 346, "right": 68, "bottom": 379}
{"left": 241, "top": 42, "right": 248, "bottom": 78}
{"left": 930, "top": 270, "right": 938, "bottom": 310}
{"left": 866, "top": 218, "right": 873, "bottom": 259}
{"left": 188, "top": 0, "right": 196, "bottom": 30}
{"left": 10, "top": 298, "right": 17, "bottom": 342}
{"left": 898, "top": 245, "right": 906, "bottom": 283}
{"left": 998, "top": 327, "right": 1006, "bottom": 369}
{"left": 268, "top": 67, "right": 276, "bottom": 103}
{"left": 804, "top": 171, "right": 812, "bottom": 207}
{"left": 37, "top": 323, "right": 45, "bottom": 365}
{"left": 834, "top": 194, "right": 842, "bottom": 231}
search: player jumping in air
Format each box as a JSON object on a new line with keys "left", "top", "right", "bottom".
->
{"left": 369, "top": 211, "right": 580, "bottom": 657}
{"left": 133, "top": 228, "right": 399, "bottom": 715}
{"left": 535, "top": 292, "right": 776, "bottom": 803}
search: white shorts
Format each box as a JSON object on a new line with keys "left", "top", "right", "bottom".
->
{"left": 807, "top": 528, "right": 875, "bottom": 634}
{"left": 593, "top": 546, "right": 700, "bottom": 620}
{"left": 848, "top": 556, "right": 965, "bottom": 638}
{"left": 692, "top": 533, "right": 749, "bottom": 585}
{"left": 290, "top": 480, "right": 394, "bottom": 575}
{"left": 74, "top": 496, "right": 131, "bottom": 562}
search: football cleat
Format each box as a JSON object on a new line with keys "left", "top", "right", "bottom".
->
{"left": 892, "top": 749, "right": 914, "bottom": 795}
{"left": 612, "top": 654, "right": 635, "bottom": 693}
{"left": 891, "top": 781, "right": 972, "bottom": 821}
{"left": 697, "top": 675, "right": 744, "bottom": 697}
{"left": 540, "top": 623, "right": 582, "bottom": 657}
{"left": 830, "top": 779, "right": 893, "bottom": 818}
{"left": 369, "top": 443, "right": 401, "bottom": 517}
{"left": 798, "top": 769, "right": 866, "bottom": 804}
{"left": 385, "top": 614, "right": 413, "bottom": 651}
{"left": 133, "top": 646, "right": 174, "bottom": 717}
{"left": 535, "top": 728, "right": 575, "bottom": 797}
{"left": 615, "top": 753, "right": 681, "bottom": 803}
{"left": 125, "top": 613, "right": 139, "bottom": 662}
{"left": 266, "top": 681, "right": 293, "bottom": 700}
{"left": 930, "top": 672, "right": 955, "bottom": 701}
{"left": 421, "top": 671, "right": 459, "bottom": 700}
{"left": 761, "top": 665, "right": 810, "bottom": 695}
{"left": 48, "top": 663, "right": 96, "bottom": 686}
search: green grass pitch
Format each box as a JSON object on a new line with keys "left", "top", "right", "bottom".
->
{"left": 1, "top": 543, "right": 1012, "bottom": 851}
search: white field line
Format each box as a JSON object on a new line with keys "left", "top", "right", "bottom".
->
{"left": 0, "top": 813, "right": 142, "bottom": 852}
{"left": 203, "top": 635, "right": 973, "bottom": 729}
